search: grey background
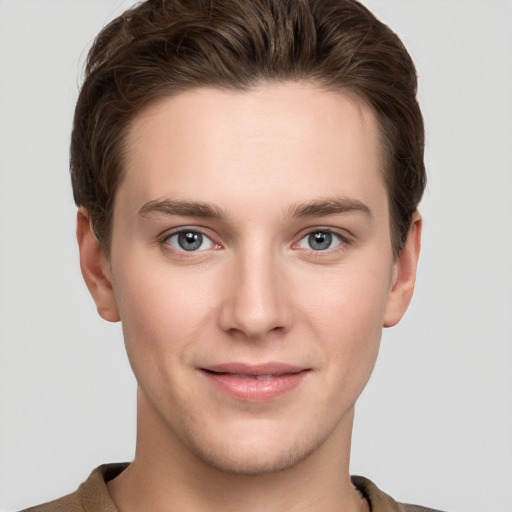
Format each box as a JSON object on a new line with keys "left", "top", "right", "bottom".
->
{"left": 1, "top": 1, "right": 511, "bottom": 511}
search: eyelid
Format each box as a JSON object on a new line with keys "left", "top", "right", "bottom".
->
{"left": 292, "top": 227, "right": 353, "bottom": 253}
{"left": 157, "top": 225, "right": 352, "bottom": 256}
{"left": 159, "top": 226, "right": 222, "bottom": 255}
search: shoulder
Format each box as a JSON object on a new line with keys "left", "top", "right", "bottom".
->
{"left": 18, "top": 491, "right": 82, "bottom": 512}
{"left": 18, "top": 463, "right": 129, "bottom": 512}
{"left": 351, "top": 475, "right": 449, "bottom": 512}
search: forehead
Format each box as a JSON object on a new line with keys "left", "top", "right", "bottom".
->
{"left": 118, "top": 83, "right": 386, "bottom": 217}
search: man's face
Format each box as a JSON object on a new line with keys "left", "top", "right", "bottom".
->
{"left": 102, "top": 83, "right": 410, "bottom": 473}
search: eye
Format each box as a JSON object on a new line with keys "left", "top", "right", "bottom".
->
{"left": 165, "top": 230, "right": 215, "bottom": 252}
{"left": 297, "top": 230, "right": 344, "bottom": 251}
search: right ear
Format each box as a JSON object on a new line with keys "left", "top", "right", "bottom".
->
{"left": 76, "top": 208, "right": 120, "bottom": 322}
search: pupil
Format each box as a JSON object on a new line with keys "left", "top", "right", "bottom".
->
{"left": 178, "top": 231, "right": 202, "bottom": 251}
{"left": 309, "top": 232, "right": 331, "bottom": 250}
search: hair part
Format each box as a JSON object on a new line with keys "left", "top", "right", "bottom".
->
{"left": 71, "top": 0, "right": 425, "bottom": 258}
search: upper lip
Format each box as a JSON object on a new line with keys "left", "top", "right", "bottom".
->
{"left": 201, "top": 362, "right": 307, "bottom": 376}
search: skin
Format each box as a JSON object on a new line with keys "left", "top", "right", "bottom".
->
{"left": 77, "top": 82, "right": 421, "bottom": 512}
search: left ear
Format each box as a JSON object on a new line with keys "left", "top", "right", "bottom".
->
{"left": 384, "top": 211, "right": 422, "bottom": 327}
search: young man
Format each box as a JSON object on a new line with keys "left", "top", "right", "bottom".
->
{"left": 23, "top": 0, "right": 439, "bottom": 510}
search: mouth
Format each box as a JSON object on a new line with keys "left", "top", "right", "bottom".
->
{"left": 199, "top": 363, "right": 310, "bottom": 402}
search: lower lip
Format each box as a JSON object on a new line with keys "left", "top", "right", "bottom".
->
{"left": 200, "top": 370, "right": 309, "bottom": 402}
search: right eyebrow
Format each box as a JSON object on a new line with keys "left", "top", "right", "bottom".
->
{"left": 138, "top": 198, "right": 226, "bottom": 219}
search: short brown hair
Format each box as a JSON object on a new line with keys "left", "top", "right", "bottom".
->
{"left": 71, "top": 0, "right": 425, "bottom": 257}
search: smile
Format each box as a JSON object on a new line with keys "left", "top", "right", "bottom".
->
{"left": 226, "top": 374, "right": 277, "bottom": 380}
{"left": 199, "top": 363, "right": 310, "bottom": 402}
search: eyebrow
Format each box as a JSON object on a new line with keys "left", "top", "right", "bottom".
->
{"left": 138, "top": 199, "right": 226, "bottom": 219}
{"left": 287, "top": 197, "right": 372, "bottom": 219}
{"left": 138, "top": 196, "right": 371, "bottom": 221}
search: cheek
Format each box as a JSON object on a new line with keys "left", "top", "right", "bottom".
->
{"left": 297, "top": 260, "right": 392, "bottom": 386}
{"left": 300, "top": 258, "right": 392, "bottom": 334}
{"left": 112, "top": 260, "right": 217, "bottom": 373}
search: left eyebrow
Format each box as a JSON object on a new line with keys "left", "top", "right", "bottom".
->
{"left": 287, "top": 197, "right": 372, "bottom": 219}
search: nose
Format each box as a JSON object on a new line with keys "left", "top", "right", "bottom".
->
{"left": 218, "top": 248, "right": 293, "bottom": 339}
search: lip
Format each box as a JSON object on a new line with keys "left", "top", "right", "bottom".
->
{"left": 199, "top": 363, "right": 310, "bottom": 402}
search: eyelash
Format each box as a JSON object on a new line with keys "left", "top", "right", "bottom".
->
{"left": 159, "top": 227, "right": 221, "bottom": 258}
{"left": 158, "top": 227, "right": 351, "bottom": 257}
{"left": 293, "top": 228, "right": 351, "bottom": 255}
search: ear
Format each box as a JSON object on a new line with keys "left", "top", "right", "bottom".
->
{"left": 383, "top": 211, "right": 422, "bottom": 328}
{"left": 76, "top": 208, "right": 120, "bottom": 322}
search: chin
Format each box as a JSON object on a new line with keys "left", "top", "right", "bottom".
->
{"left": 182, "top": 420, "right": 332, "bottom": 476}
{"left": 193, "top": 441, "right": 315, "bottom": 475}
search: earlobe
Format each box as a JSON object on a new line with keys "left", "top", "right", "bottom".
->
{"left": 383, "top": 211, "right": 422, "bottom": 328}
{"left": 76, "top": 208, "right": 120, "bottom": 322}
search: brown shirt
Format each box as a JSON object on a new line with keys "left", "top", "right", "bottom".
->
{"left": 20, "top": 463, "right": 446, "bottom": 512}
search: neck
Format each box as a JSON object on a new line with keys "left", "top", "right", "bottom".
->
{"left": 107, "top": 390, "right": 368, "bottom": 512}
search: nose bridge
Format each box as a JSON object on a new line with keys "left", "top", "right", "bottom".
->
{"left": 219, "top": 241, "right": 291, "bottom": 338}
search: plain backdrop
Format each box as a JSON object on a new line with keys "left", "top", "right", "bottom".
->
{"left": 1, "top": 1, "right": 511, "bottom": 511}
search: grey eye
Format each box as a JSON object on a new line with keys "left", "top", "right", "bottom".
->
{"left": 166, "top": 230, "right": 214, "bottom": 252}
{"left": 178, "top": 231, "right": 202, "bottom": 251}
{"left": 297, "top": 231, "right": 342, "bottom": 251}
{"left": 308, "top": 232, "right": 332, "bottom": 250}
